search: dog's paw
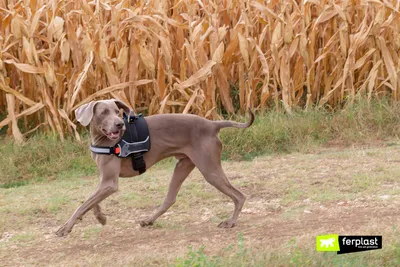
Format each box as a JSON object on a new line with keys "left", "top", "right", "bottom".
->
{"left": 95, "top": 214, "right": 107, "bottom": 225}
{"left": 55, "top": 224, "right": 71, "bottom": 237}
{"left": 218, "top": 220, "right": 235, "bottom": 228}
{"left": 139, "top": 220, "right": 153, "bottom": 227}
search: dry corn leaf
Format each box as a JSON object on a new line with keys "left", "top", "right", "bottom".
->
{"left": 58, "top": 109, "right": 81, "bottom": 141}
{"left": 212, "top": 42, "right": 225, "bottom": 64}
{"left": 44, "top": 62, "right": 56, "bottom": 86}
{"left": 81, "top": 0, "right": 95, "bottom": 16}
{"left": 354, "top": 48, "right": 376, "bottom": 70}
{"left": 250, "top": 1, "right": 284, "bottom": 23}
{"left": 22, "top": 37, "right": 34, "bottom": 64}
{"left": 280, "top": 49, "right": 291, "bottom": 113}
{"left": 378, "top": 37, "right": 397, "bottom": 92}
{"left": 6, "top": 94, "right": 24, "bottom": 144}
{"left": 289, "top": 37, "right": 299, "bottom": 58}
{"left": 182, "top": 89, "right": 198, "bottom": 114}
{"left": 333, "top": 3, "right": 347, "bottom": 22}
{"left": 72, "top": 80, "right": 153, "bottom": 110}
{"left": 214, "top": 65, "right": 234, "bottom": 113}
{"left": 4, "top": 60, "right": 44, "bottom": 73}
{"left": 218, "top": 26, "right": 228, "bottom": 41}
{"left": 11, "top": 16, "right": 23, "bottom": 39}
{"left": 157, "top": 56, "right": 166, "bottom": 99}
{"left": 139, "top": 46, "right": 155, "bottom": 74}
{"left": 69, "top": 51, "right": 94, "bottom": 111}
{"left": 368, "top": 61, "right": 382, "bottom": 99}
{"left": 117, "top": 46, "right": 129, "bottom": 71}
{"left": 271, "top": 21, "right": 282, "bottom": 47}
{"left": 0, "top": 83, "right": 37, "bottom": 106}
{"left": 260, "top": 77, "right": 270, "bottom": 106}
{"left": 40, "top": 79, "right": 65, "bottom": 140}
{"left": 238, "top": 61, "right": 245, "bottom": 110}
{"left": 30, "top": 6, "right": 45, "bottom": 36}
{"left": 256, "top": 44, "right": 269, "bottom": 76}
{"left": 223, "top": 31, "right": 238, "bottom": 66}
{"left": 99, "top": 38, "right": 108, "bottom": 61}
{"left": 0, "top": 102, "right": 44, "bottom": 129}
{"left": 60, "top": 38, "right": 71, "bottom": 63}
{"left": 175, "top": 60, "right": 216, "bottom": 91}
{"left": 283, "top": 13, "right": 293, "bottom": 44}
{"left": 159, "top": 92, "right": 171, "bottom": 114}
{"left": 319, "top": 76, "right": 344, "bottom": 107}
{"left": 48, "top": 16, "right": 64, "bottom": 41}
{"left": 314, "top": 8, "right": 338, "bottom": 26}
{"left": 238, "top": 33, "right": 250, "bottom": 68}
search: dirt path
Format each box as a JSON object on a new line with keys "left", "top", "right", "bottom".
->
{"left": 1, "top": 145, "right": 400, "bottom": 266}
{"left": 2, "top": 202, "right": 399, "bottom": 266}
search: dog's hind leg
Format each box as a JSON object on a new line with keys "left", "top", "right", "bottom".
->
{"left": 189, "top": 138, "right": 246, "bottom": 228}
{"left": 93, "top": 204, "right": 107, "bottom": 225}
{"left": 200, "top": 166, "right": 246, "bottom": 228}
{"left": 140, "top": 157, "right": 195, "bottom": 227}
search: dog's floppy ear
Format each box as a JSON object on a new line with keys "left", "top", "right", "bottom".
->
{"left": 114, "top": 100, "right": 131, "bottom": 114}
{"left": 75, "top": 101, "right": 97, "bottom": 126}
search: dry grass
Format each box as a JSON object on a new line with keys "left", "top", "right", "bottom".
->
{"left": 0, "top": 0, "right": 400, "bottom": 141}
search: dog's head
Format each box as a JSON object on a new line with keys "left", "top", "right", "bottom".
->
{"left": 75, "top": 99, "right": 130, "bottom": 140}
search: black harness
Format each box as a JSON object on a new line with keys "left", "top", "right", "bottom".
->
{"left": 90, "top": 111, "right": 151, "bottom": 174}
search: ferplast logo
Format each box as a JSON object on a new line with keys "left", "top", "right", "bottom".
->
{"left": 337, "top": 236, "right": 382, "bottom": 254}
{"left": 342, "top": 236, "right": 379, "bottom": 248}
{"left": 316, "top": 235, "right": 382, "bottom": 254}
{"left": 316, "top": 235, "right": 340, "bottom": 252}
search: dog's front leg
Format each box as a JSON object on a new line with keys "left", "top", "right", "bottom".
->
{"left": 56, "top": 176, "right": 118, "bottom": 237}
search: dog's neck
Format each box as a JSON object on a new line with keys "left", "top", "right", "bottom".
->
{"left": 90, "top": 124, "right": 119, "bottom": 147}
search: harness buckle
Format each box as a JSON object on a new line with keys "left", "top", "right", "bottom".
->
{"left": 117, "top": 141, "right": 131, "bottom": 157}
{"left": 114, "top": 145, "right": 122, "bottom": 156}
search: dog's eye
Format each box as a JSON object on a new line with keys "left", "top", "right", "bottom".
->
{"left": 101, "top": 109, "right": 109, "bottom": 115}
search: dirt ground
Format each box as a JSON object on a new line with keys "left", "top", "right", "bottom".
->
{"left": 1, "top": 144, "right": 400, "bottom": 266}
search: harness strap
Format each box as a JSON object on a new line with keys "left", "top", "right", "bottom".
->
{"left": 90, "top": 144, "right": 146, "bottom": 174}
{"left": 131, "top": 153, "right": 146, "bottom": 174}
{"left": 90, "top": 145, "right": 116, "bottom": 155}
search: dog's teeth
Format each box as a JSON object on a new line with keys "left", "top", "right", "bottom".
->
{"left": 108, "top": 132, "right": 119, "bottom": 138}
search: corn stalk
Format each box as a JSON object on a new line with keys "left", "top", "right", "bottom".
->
{"left": 0, "top": 0, "right": 399, "bottom": 141}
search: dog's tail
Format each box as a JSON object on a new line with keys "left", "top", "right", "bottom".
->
{"left": 214, "top": 109, "right": 255, "bottom": 131}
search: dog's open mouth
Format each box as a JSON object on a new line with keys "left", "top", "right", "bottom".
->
{"left": 104, "top": 130, "right": 120, "bottom": 140}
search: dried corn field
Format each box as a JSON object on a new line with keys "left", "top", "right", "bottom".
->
{"left": 0, "top": 0, "right": 400, "bottom": 142}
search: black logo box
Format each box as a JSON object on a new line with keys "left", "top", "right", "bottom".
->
{"left": 337, "top": 236, "right": 382, "bottom": 254}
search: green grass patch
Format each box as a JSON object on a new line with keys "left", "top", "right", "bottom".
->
{"left": 0, "top": 134, "right": 95, "bottom": 187}
{"left": 221, "top": 98, "right": 400, "bottom": 160}
{"left": 2, "top": 98, "right": 400, "bottom": 186}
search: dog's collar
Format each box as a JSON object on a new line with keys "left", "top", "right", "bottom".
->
{"left": 90, "top": 137, "right": 150, "bottom": 157}
{"left": 90, "top": 144, "right": 120, "bottom": 155}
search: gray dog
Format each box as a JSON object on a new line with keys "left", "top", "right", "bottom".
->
{"left": 56, "top": 99, "right": 254, "bottom": 236}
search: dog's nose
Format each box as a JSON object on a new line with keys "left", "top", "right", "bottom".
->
{"left": 116, "top": 122, "right": 124, "bottom": 129}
